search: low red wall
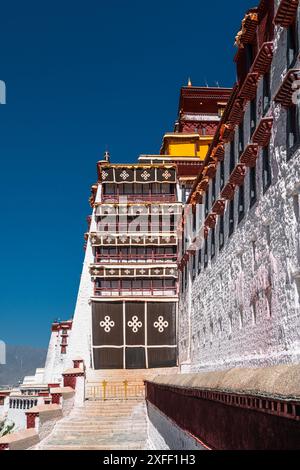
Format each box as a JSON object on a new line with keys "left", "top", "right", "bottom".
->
{"left": 145, "top": 381, "right": 300, "bottom": 450}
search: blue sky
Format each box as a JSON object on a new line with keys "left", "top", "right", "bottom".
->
{"left": 0, "top": 0, "right": 254, "bottom": 348}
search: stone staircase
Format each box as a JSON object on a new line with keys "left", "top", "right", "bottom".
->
{"left": 35, "top": 368, "right": 178, "bottom": 450}
{"left": 35, "top": 399, "right": 149, "bottom": 450}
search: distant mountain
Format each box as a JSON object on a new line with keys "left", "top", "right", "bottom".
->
{"left": 0, "top": 345, "right": 47, "bottom": 387}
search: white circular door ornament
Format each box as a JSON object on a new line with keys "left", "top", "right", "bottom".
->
{"left": 128, "top": 316, "right": 142, "bottom": 333}
{"left": 154, "top": 316, "right": 169, "bottom": 333}
{"left": 100, "top": 316, "right": 115, "bottom": 333}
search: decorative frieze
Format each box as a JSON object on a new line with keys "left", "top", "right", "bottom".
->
{"left": 90, "top": 265, "right": 177, "bottom": 278}
{"left": 95, "top": 203, "right": 182, "bottom": 217}
{"left": 99, "top": 165, "right": 176, "bottom": 184}
{"left": 89, "top": 233, "right": 177, "bottom": 246}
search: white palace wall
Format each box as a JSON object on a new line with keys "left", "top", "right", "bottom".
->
{"left": 179, "top": 16, "right": 300, "bottom": 372}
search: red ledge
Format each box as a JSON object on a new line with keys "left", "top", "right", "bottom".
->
{"left": 240, "top": 144, "right": 259, "bottom": 167}
{"left": 239, "top": 73, "right": 260, "bottom": 101}
{"left": 212, "top": 199, "right": 226, "bottom": 216}
{"left": 62, "top": 368, "right": 85, "bottom": 377}
{"left": 229, "top": 164, "right": 246, "bottom": 186}
{"left": 252, "top": 117, "right": 274, "bottom": 147}
{"left": 252, "top": 42, "right": 274, "bottom": 75}
{"left": 221, "top": 183, "right": 236, "bottom": 201}
{"left": 205, "top": 214, "right": 217, "bottom": 229}
{"left": 274, "top": 0, "right": 299, "bottom": 28}
{"left": 274, "top": 69, "right": 300, "bottom": 107}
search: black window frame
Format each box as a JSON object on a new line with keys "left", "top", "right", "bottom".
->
{"left": 249, "top": 166, "right": 257, "bottom": 207}
{"left": 287, "top": 104, "right": 300, "bottom": 159}
{"left": 230, "top": 140, "right": 235, "bottom": 173}
{"left": 219, "top": 214, "right": 224, "bottom": 251}
{"left": 263, "top": 72, "right": 271, "bottom": 116}
{"left": 211, "top": 228, "right": 215, "bottom": 260}
{"left": 204, "top": 238, "right": 208, "bottom": 269}
{"left": 262, "top": 145, "right": 271, "bottom": 192}
{"left": 220, "top": 159, "right": 225, "bottom": 190}
{"left": 287, "top": 20, "right": 298, "bottom": 69}
{"left": 238, "top": 184, "right": 245, "bottom": 223}
{"left": 250, "top": 97, "right": 257, "bottom": 138}
{"left": 238, "top": 122, "right": 244, "bottom": 157}
{"left": 229, "top": 199, "right": 234, "bottom": 237}
{"left": 198, "top": 249, "right": 202, "bottom": 274}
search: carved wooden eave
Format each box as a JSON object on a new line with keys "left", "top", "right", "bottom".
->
{"left": 212, "top": 199, "right": 226, "bottom": 216}
{"left": 221, "top": 183, "right": 236, "bottom": 201}
{"left": 90, "top": 265, "right": 177, "bottom": 279}
{"left": 203, "top": 163, "right": 217, "bottom": 179}
{"left": 274, "top": 69, "right": 300, "bottom": 107}
{"left": 235, "top": 12, "right": 259, "bottom": 48}
{"left": 198, "top": 177, "right": 209, "bottom": 192}
{"left": 220, "top": 123, "right": 235, "bottom": 143}
{"left": 211, "top": 143, "right": 225, "bottom": 162}
{"left": 240, "top": 143, "right": 259, "bottom": 167}
{"left": 229, "top": 164, "right": 246, "bottom": 186}
{"left": 252, "top": 117, "right": 274, "bottom": 147}
{"left": 204, "top": 213, "right": 217, "bottom": 229}
{"left": 274, "top": 0, "right": 299, "bottom": 28}
{"left": 239, "top": 72, "right": 260, "bottom": 101}
{"left": 227, "top": 98, "right": 245, "bottom": 126}
{"left": 251, "top": 42, "right": 274, "bottom": 76}
{"left": 194, "top": 191, "right": 203, "bottom": 205}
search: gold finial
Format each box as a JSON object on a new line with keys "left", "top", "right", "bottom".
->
{"left": 187, "top": 77, "right": 192, "bottom": 87}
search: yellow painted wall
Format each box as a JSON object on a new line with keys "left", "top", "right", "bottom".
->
{"left": 164, "top": 136, "right": 213, "bottom": 161}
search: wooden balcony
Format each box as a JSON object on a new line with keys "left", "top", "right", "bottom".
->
{"left": 94, "top": 287, "right": 177, "bottom": 297}
{"left": 102, "top": 194, "right": 177, "bottom": 203}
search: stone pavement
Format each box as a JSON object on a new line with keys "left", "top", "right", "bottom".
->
{"left": 35, "top": 398, "right": 149, "bottom": 450}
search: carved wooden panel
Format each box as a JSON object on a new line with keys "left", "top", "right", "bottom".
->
{"left": 92, "top": 302, "right": 123, "bottom": 346}
{"left": 125, "top": 302, "right": 145, "bottom": 345}
{"left": 147, "top": 302, "right": 176, "bottom": 346}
